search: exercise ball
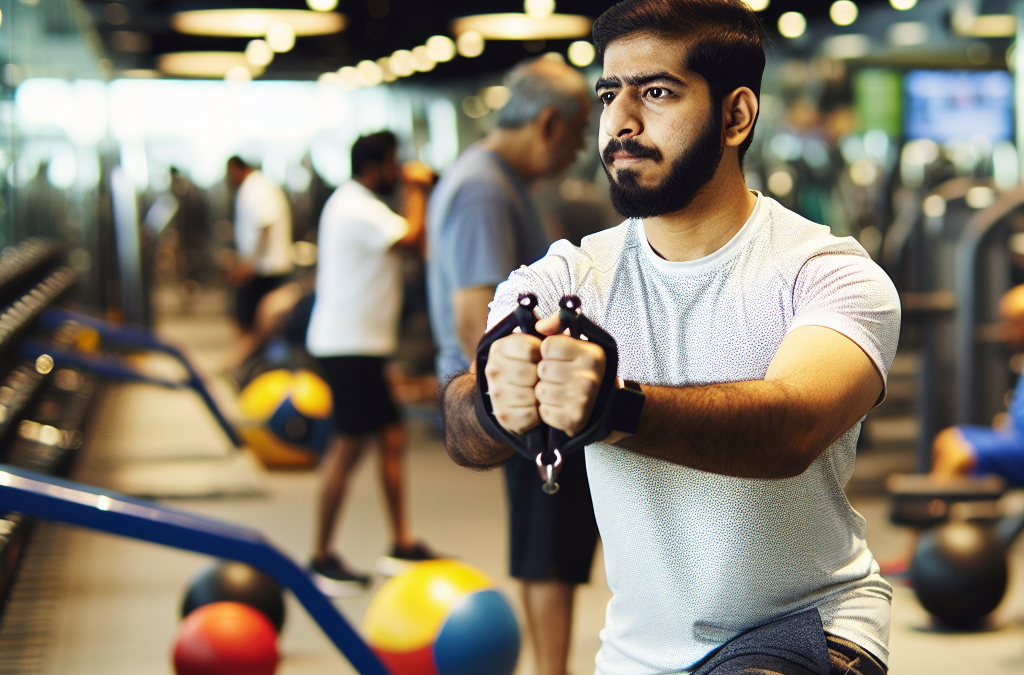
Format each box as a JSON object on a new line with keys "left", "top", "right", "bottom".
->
{"left": 182, "top": 561, "right": 286, "bottom": 632}
{"left": 173, "top": 601, "right": 279, "bottom": 675}
{"left": 364, "top": 560, "right": 519, "bottom": 675}
{"left": 910, "top": 521, "right": 1008, "bottom": 628}
{"left": 237, "top": 369, "right": 332, "bottom": 468}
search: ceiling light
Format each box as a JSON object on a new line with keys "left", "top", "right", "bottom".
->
{"left": 778, "top": 12, "right": 807, "bottom": 39}
{"left": 120, "top": 69, "right": 162, "bottom": 79}
{"left": 266, "top": 22, "right": 296, "bottom": 52}
{"left": 955, "top": 14, "right": 1016, "bottom": 38}
{"left": 105, "top": 2, "right": 128, "bottom": 25}
{"left": 426, "top": 35, "right": 457, "bottom": 62}
{"left": 890, "top": 0, "right": 916, "bottom": 8}
{"left": 357, "top": 59, "right": 383, "bottom": 87}
{"left": 482, "top": 85, "right": 511, "bottom": 109}
{"left": 377, "top": 57, "right": 397, "bottom": 82}
{"left": 822, "top": 34, "right": 868, "bottom": 59}
{"left": 830, "top": 1, "right": 857, "bottom": 26}
{"left": 338, "top": 65, "right": 359, "bottom": 89}
{"left": 456, "top": 31, "right": 485, "bottom": 57}
{"left": 742, "top": 0, "right": 769, "bottom": 9}
{"left": 524, "top": 0, "right": 555, "bottom": 19}
{"left": 306, "top": 0, "right": 338, "bottom": 11}
{"left": 452, "top": 14, "right": 592, "bottom": 41}
{"left": 171, "top": 9, "right": 345, "bottom": 37}
{"left": 390, "top": 49, "right": 415, "bottom": 76}
{"left": 244, "top": 39, "right": 274, "bottom": 67}
{"left": 888, "top": 21, "right": 928, "bottom": 46}
{"left": 462, "top": 95, "right": 489, "bottom": 118}
{"left": 157, "top": 52, "right": 264, "bottom": 78}
{"left": 224, "top": 65, "right": 252, "bottom": 82}
{"left": 411, "top": 46, "right": 436, "bottom": 72}
{"left": 567, "top": 40, "right": 595, "bottom": 67}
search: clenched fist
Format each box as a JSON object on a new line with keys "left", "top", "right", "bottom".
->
{"left": 484, "top": 313, "right": 606, "bottom": 437}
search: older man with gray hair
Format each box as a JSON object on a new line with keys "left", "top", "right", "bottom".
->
{"left": 426, "top": 57, "right": 592, "bottom": 675}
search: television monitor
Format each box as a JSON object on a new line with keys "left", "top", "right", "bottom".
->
{"left": 904, "top": 70, "right": 1013, "bottom": 143}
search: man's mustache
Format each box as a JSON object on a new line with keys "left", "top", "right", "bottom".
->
{"left": 602, "top": 137, "right": 663, "bottom": 167}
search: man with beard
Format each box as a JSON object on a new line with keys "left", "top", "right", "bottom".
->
{"left": 306, "top": 131, "right": 436, "bottom": 595}
{"left": 441, "top": 1, "right": 900, "bottom": 673}
{"left": 426, "top": 58, "right": 594, "bottom": 675}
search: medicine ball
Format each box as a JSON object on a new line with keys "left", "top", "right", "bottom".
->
{"left": 237, "top": 369, "right": 332, "bottom": 468}
{"left": 910, "top": 521, "right": 1008, "bottom": 629}
{"left": 173, "top": 601, "right": 279, "bottom": 675}
{"left": 364, "top": 560, "right": 520, "bottom": 675}
{"left": 182, "top": 561, "right": 286, "bottom": 632}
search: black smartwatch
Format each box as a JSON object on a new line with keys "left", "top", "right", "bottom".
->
{"left": 609, "top": 379, "right": 645, "bottom": 436}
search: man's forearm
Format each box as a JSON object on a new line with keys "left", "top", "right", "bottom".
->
{"left": 617, "top": 380, "right": 852, "bottom": 479}
{"left": 442, "top": 372, "right": 515, "bottom": 470}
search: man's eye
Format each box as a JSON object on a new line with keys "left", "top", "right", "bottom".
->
{"left": 648, "top": 87, "right": 667, "bottom": 98}
{"left": 599, "top": 91, "right": 615, "bottom": 103}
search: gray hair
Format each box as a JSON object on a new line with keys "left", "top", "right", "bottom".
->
{"left": 496, "top": 58, "right": 588, "bottom": 129}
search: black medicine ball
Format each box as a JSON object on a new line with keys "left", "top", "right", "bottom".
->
{"left": 181, "top": 561, "right": 286, "bottom": 632}
{"left": 910, "top": 521, "right": 1008, "bottom": 629}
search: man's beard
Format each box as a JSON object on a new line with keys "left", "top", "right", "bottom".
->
{"left": 601, "top": 110, "right": 723, "bottom": 219}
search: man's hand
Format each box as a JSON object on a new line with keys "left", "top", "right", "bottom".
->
{"left": 485, "top": 313, "right": 607, "bottom": 437}
{"left": 484, "top": 332, "right": 542, "bottom": 435}
{"left": 534, "top": 314, "right": 606, "bottom": 436}
{"left": 225, "top": 260, "right": 255, "bottom": 287}
{"left": 401, "top": 160, "right": 435, "bottom": 187}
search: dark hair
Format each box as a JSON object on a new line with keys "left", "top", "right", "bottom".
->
{"left": 351, "top": 131, "right": 397, "bottom": 177}
{"left": 227, "top": 156, "right": 249, "bottom": 171}
{"left": 593, "top": 0, "right": 766, "bottom": 159}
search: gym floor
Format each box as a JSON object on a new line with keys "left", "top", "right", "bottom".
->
{"left": 1, "top": 292, "right": 1022, "bottom": 675}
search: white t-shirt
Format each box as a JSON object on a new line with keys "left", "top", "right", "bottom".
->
{"left": 306, "top": 180, "right": 409, "bottom": 357}
{"left": 488, "top": 195, "right": 901, "bottom": 675}
{"left": 234, "top": 170, "right": 294, "bottom": 276}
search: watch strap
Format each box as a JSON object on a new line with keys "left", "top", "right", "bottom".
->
{"left": 609, "top": 380, "right": 645, "bottom": 435}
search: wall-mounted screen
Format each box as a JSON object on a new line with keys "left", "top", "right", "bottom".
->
{"left": 904, "top": 70, "right": 1013, "bottom": 143}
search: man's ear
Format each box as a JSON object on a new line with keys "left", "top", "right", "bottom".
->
{"left": 722, "top": 87, "right": 758, "bottom": 149}
{"left": 537, "top": 105, "right": 565, "bottom": 143}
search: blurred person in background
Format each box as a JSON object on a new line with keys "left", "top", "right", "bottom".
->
{"left": 170, "top": 167, "right": 210, "bottom": 289}
{"left": 224, "top": 156, "right": 295, "bottom": 379}
{"left": 426, "top": 58, "right": 592, "bottom": 675}
{"left": 305, "top": 131, "right": 436, "bottom": 595}
{"left": 930, "top": 284, "right": 1024, "bottom": 483}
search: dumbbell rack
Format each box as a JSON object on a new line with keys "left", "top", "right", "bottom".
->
{"left": 0, "top": 239, "right": 97, "bottom": 618}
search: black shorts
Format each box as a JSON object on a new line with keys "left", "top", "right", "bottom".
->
{"left": 504, "top": 450, "right": 599, "bottom": 584}
{"left": 690, "top": 608, "right": 887, "bottom": 675}
{"left": 317, "top": 356, "right": 400, "bottom": 437}
{"left": 236, "top": 274, "right": 288, "bottom": 329}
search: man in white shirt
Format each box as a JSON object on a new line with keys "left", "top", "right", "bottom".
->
{"left": 442, "top": 1, "right": 900, "bottom": 673}
{"left": 305, "top": 132, "right": 435, "bottom": 594}
{"left": 225, "top": 157, "right": 294, "bottom": 375}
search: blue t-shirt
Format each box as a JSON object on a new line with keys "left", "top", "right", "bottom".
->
{"left": 426, "top": 145, "right": 550, "bottom": 382}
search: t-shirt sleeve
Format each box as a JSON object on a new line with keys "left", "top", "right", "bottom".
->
{"left": 789, "top": 253, "right": 901, "bottom": 399}
{"left": 360, "top": 202, "right": 410, "bottom": 251}
{"left": 486, "top": 244, "right": 573, "bottom": 331}
{"left": 252, "top": 180, "right": 287, "bottom": 229}
{"left": 440, "top": 195, "right": 520, "bottom": 291}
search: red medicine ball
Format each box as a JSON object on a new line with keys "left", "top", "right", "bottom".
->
{"left": 173, "top": 601, "right": 279, "bottom": 675}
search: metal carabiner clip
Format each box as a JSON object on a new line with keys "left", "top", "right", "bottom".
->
{"left": 536, "top": 449, "right": 563, "bottom": 495}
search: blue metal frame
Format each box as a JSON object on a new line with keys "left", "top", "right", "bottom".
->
{"left": 0, "top": 463, "right": 387, "bottom": 675}
{"left": 29, "top": 308, "right": 242, "bottom": 447}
